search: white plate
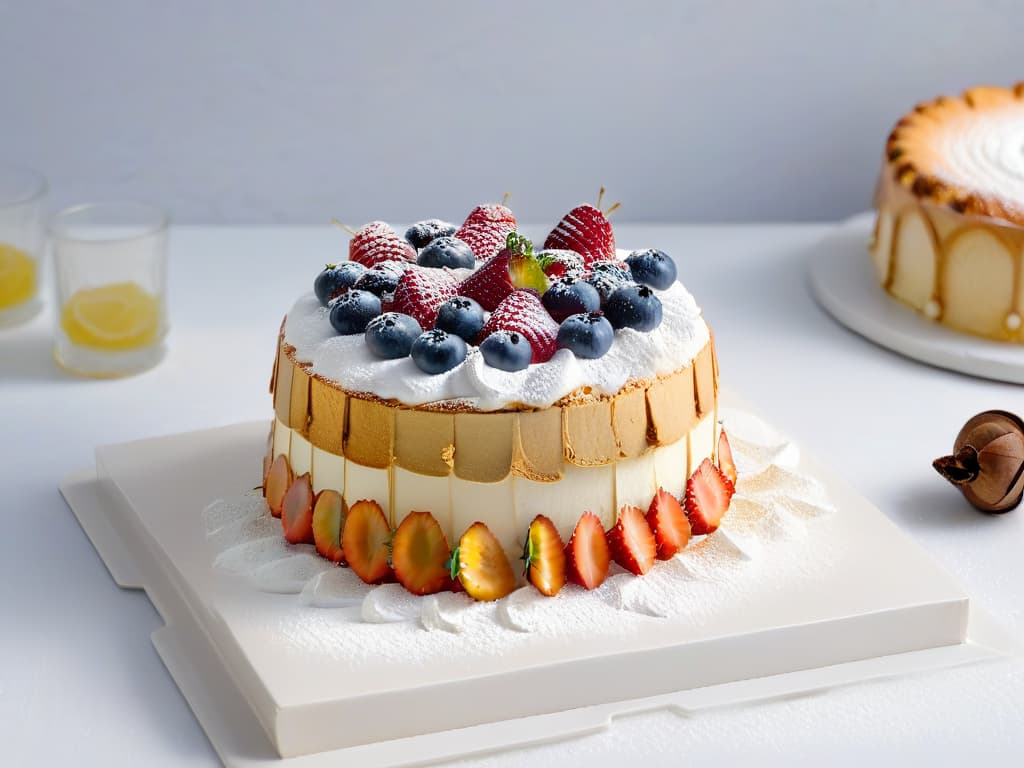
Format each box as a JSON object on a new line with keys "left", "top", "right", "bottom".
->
{"left": 808, "top": 212, "right": 1024, "bottom": 384}
{"left": 58, "top": 405, "right": 1016, "bottom": 765}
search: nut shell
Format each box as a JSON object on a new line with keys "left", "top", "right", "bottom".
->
{"left": 935, "top": 410, "right": 1024, "bottom": 513}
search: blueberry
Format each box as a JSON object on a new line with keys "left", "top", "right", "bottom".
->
{"left": 435, "top": 296, "right": 485, "bottom": 341}
{"left": 603, "top": 284, "right": 663, "bottom": 332}
{"left": 354, "top": 261, "right": 406, "bottom": 297}
{"left": 329, "top": 289, "right": 382, "bottom": 334}
{"left": 314, "top": 262, "right": 367, "bottom": 306}
{"left": 417, "top": 236, "right": 476, "bottom": 269}
{"left": 364, "top": 312, "right": 422, "bottom": 359}
{"left": 556, "top": 313, "right": 614, "bottom": 359}
{"left": 541, "top": 277, "right": 601, "bottom": 322}
{"left": 410, "top": 329, "right": 468, "bottom": 374}
{"left": 479, "top": 330, "right": 533, "bottom": 372}
{"left": 405, "top": 219, "right": 458, "bottom": 249}
{"left": 625, "top": 249, "right": 677, "bottom": 290}
{"left": 584, "top": 261, "right": 633, "bottom": 303}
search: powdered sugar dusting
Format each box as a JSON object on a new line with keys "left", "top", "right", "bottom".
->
{"left": 204, "top": 409, "right": 836, "bottom": 659}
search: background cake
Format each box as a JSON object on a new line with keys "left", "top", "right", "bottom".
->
{"left": 871, "top": 83, "right": 1024, "bottom": 342}
{"left": 264, "top": 197, "right": 735, "bottom": 600}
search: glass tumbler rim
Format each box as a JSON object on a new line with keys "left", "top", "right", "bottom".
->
{"left": 0, "top": 163, "right": 48, "bottom": 209}
{"left": 49, "top": 201, "right": 170, "bottom": 244}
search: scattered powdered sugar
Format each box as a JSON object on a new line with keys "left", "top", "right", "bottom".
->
{"left": 283, "top": 279, "right": 708, "bottom": 411}
{"left": 203, "top": 408, "right": 837, "bottom": 667}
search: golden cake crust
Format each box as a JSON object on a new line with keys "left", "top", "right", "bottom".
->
{"left": 884, "top": 83, "right": 1024, "bottom": 226}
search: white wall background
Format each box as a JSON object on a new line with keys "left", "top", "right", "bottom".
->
{"left": 4, "top": 0, "right": 1022, "bottom": 225}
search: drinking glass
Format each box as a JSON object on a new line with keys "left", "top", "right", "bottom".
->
{"left": 50, "top": 202, "right": 169, "bottom": 377}
{"left": 0, "top": 164, "right": 47, "bottom": 327}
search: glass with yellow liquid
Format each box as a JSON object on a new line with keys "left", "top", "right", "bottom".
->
{"left": 0, "top": 164, "right": 47, "bottom": 327}
{"left": 50, "top": 202, "right": 169, "bottom": 377}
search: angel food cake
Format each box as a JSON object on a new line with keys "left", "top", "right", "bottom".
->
{"left": 263, "top": 195, "right": 736, "bottom": 601}
{"left": 871, "top": 83, "right": 1024, "bottom": 342}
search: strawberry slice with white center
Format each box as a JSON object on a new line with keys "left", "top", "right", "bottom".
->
{"left": 645, "top": 487, "right": 691, "bottom": 560}
{"left": 564, "top": 512, "right": 611, "bottom": 590}
{"left": 684, "top": 458, "right": 735, "bottom": 535}
{"left": 606, "top": 504, "right": 657, "bottom": 576}
{"left": 718, "top": 429, "right": 738, "bottom": 487}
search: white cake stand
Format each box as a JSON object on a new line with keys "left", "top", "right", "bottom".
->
{"left": 808, "top": 212, "right": 1024, "bottom": 384}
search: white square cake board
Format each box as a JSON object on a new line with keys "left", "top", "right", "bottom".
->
{"left": 61, "top": 400, "right": 1017, "bottom": 767}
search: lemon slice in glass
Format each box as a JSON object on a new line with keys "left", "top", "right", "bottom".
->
{"left": 61, "top": 281, "right": 161, "bottom": 351}
{"left": 0, "top": 243, "right": 37, "bottom": 310}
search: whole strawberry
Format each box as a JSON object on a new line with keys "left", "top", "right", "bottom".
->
{"left": 477, "top": 289, "right": 560, "bottom": 363}
{"left": 459, "top": 231, "right": 550, "bottom": 312}
{"left": 392, "top": 265, "right": 459, "bottom": 329}
{"left": 349, "top": 221, "right": 417, "bottom": 268}
{"left": 544, "top": 194, "right": 618, "bottom": 267}
{"left": 455, "top": 204, "right": 517, "bottom": 262}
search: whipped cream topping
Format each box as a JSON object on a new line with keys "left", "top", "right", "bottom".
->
{"left": 932, "top": 102, "right": 1024, "bottom": 213}
{"left": 283, "top": 265, "right": 709, "bottom": 411}
{"left": 204, "top": 408, "right": 835, "bottom": 642}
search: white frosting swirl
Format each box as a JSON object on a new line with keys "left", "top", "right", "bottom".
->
{"left": 283, "top": 279, "right": 709, "bottom": 411}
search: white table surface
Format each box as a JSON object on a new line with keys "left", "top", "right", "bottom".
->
{"left": 3, "top": 223, "right": 1022, "bottom": 767}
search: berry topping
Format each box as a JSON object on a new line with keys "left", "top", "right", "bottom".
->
{"left": 478, "top": 289, "right": 559, "bottom": 363}
{"left": 353, "top": 260, "right": 406, "bottom": 297}
{"left": 312, "top": 489, "right": 346, "bottom": 563}
{"left": 458, "top": 232, "right": 549, "bottom": 312}
{"left": 435, "top": 296, "right": 485, "bottom": 341}
{"left": 564, "top": 512, "right": 611, "bottom": 590}
{"left": 364, "top": 312, "right": 423, "bottom": 359}
{"left": 328, "top": 288, "right": 382, "bottom": 335}
{"left": 684, "top": 458, "right": 735, "bottom": 536}
{"left": 645, "top": 488, "right": 691, "bottom": 560}
{"left": 556, "top": 312, "right": 614, "bottom": 359}
{"left": 348, "top": 221, "right": 417, "bottom": 268}
{"left": 281, "top": 472, "right": 315, "bottom": 545}
{"left": 537, "top": 249, "right": 586, "bottom": 280}
{"left": 314, "top": 262, "right": 366, "bottom": 306}
{"left": 410, "top": 328, "right": 468, "bottom": 374}
{"left": 392, "top": 265, "right": 459, "bottom": 329}
{"left": 405, "top": 219, "right": 458, "bottom": 250}
{"left": 454, "top": 203, "right": 517, "bottom": 262}
{"left": 391, "top": 511, "right": 451, "bottom": 596}
{"left": 456, "top": 521, "right": 517, "bottom": 601}
{"left": 606, "top": 504, "right": 657, "bottom": 576}
{"left": 264, "top": 454, "right": 292, "bottom": 518}
{"left": 542, "top": 276, "right": 601, "bottom": 322}
{"left": 524, "top": 515, "right": 566, "bottom": 597}
{"left": 625, "top": 248, "right": 677, "bottom": 290}
{"left": 479, "top": 330, "right": 533, "bottom": 372}
{"left": 603, "top": 284, "right": 663, "bottom": 332}
{"left": 718, "top": 429, "right": 738, "bottom": 487}
{"left": 584, "top": 260, "right": 633, "bottom": 303}
{"left": 341, "top": 499, "right": 393, "bottom": 584}
{"left": 544, "top": 199, "right": 617, "bottom": 266}
{"left": 417, "top": 236, "right": 476, "bottom": 270}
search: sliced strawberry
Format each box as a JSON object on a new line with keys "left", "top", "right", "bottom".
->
{"left": 348, "top": 221, "right": 416, "bottom": 268}
{"left": 684, "top": 458, "right": 735, "bottom": 535}
{"left": 456, "top": 521, "right": 517, "bottom": 601}
{"left": 341, "top": 499, "right": 393, "bottom": 584}
{"left": 646, "top": 488, "right": 691, "bottom": 560}
{"left": 718, "top": 429, "right": 738, "bottom": 487}
{"left": 264, "top": 454, "right": 292, "bottom": 518}
{"left": 524, "top": 515, "right": 566, "bottom": 597}
{"left": 454, "top": 204, "right": 517, "bottom": 262}
{"left": 312, "top": 489, "right": 346, "bottom": 563}
{"left": 392, "top": 265, "right": 459, "bottom": 329}
{"left": 476, "top": 290, "right": 559, "bottom": 363}
{"left": 543, "top": 203, "right": 616, "bottom": 267}
{"left": 281, "top": 473, "right": 315, "bottom": 544}
{"left": 391, "top": 511, "right": 451, "bottom": 596}
{"left": 458, "top": 232, "right": 549, "bottom": 312}
{"left": 607, "top": 504, "right": 657, "bottom": 576}
{"left": 564, "top": 512, "right": 611, "bottom": 589}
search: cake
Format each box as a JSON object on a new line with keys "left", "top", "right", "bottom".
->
{"left": 263, "top": 196, "right": 735, "bottom": 601}
{"left": 871, "top": 83, "right": 1024, "bottom": 342}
